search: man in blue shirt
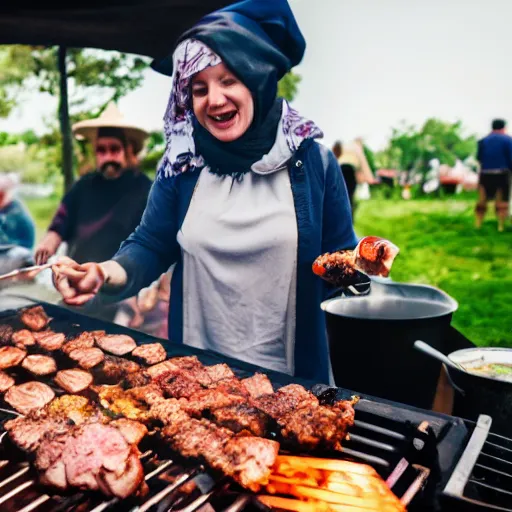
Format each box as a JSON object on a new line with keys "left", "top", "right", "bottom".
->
{"left": 476, "top": 119, "right": 512, "bottom": 232}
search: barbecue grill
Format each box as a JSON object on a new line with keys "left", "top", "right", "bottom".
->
{"left": 0, "top": 295, "right": 510, "bottom": 512}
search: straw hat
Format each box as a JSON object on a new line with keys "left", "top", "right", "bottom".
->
{"left": 72, "top": 102, "right": 149, "bottom": 155}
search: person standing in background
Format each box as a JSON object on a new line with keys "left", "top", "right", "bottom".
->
{"left": 475, "top": 118, "right": 512, "bottom": 232}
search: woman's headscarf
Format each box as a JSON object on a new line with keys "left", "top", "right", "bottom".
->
{"left": 154, "top": 0, "right": 323, "bottom": 180}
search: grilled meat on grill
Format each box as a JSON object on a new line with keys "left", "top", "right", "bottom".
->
{"left": 61, "top": 330, "right": 104, "bottom": 355}
{"left": 123, "top": 370, "right": 152, "bottom": 388}
{"left": 92, "top": 355, "right": 141, "bottom": 384}
{"left": 0, "top": 345, "right": 26, "bottom": 369}
{"left": 210, "top": 404, "right": 270, "bottom": 437}
{"left": 241, "top": 373, "right": 274, "bottom": 398}
{"left": 4, "top": 381, "right": 55, "bottom": 414}
{"left": 110, "top": 418, "right": 148, "bottom": 445}
{"left": 35, "top": 422, "right": 144, "bottom": 498}
{"left": 96, "top": 385, "right": 151, "bottom": 421}
{"left": 0, "top": 370, "right": 15, "bottom": 392}
{"left": 54, "top": 369, "right": 93, "bottom": 393}
{"left": 0, "top": 324, "right": 13, "bottom": 345}
{"left": 69, "top": 347, "right": 105, "bottom": 369}
{"left": 180, "top": 388, "right": 246, "bottom": 417}
{"left": 46, "top": 395, "right": 96, "bottom": 424}
{"left": 146, "top": 360, "right": 181, "bottom": 379}
{"left": 126, "top": 384, "right": 164, "bottom": 406}
{"left": 155, "top": 369, "right": 204, "bottom": 399}
{"left": 205, "top": 363, "right": 236, "bottom": 383}
{"left": 131, "top": 343, "right": 166, "bottom": 365}
{"left": 22, "top": 354, "right": 57, "bottom": 376}
{"left": 12, "top": 329, "right": 36, "bottom": 348}
{"left": 34, "top": 330, "right": 66, "bottom": 351}
{"left": 96, "top": 334, "right": 136, "bottom": 356}
{"left": 20, "top": 305, "right": 51, "bottom": 331}
{"left": 253, "top": 384, "right": 319, "bottom": 419}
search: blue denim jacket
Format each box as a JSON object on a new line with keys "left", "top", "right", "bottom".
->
{"left": 112, "top": 139, "right": 357, "bottom": 383}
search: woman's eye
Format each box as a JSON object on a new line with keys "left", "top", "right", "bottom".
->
{"left": 192, "top": 87, "right": 207, "bottom": 97}
{"left": 222, "top": 78, "right": 237, "bottom": 86}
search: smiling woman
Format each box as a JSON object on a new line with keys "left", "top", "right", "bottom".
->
{"left": 48, "top": 0, "right": 359, "bottom": 385}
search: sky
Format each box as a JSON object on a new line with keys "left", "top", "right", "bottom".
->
{"left": 1, "top": 0, "right": 512, "bottom": 151}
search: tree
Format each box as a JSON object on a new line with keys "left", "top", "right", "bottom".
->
{"left": 375, "top": 118, "right": 477, "bottom": 174}
{"left": 278, "top": 71, "right": 301, "bottom": 102}
{"left": 0, "top": 45, "right": 149, "bottom": 193}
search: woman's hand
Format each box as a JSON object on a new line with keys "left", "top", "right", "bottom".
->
{"left": 35, "top": 231, "right": 62, "bottom": 265}
{"left": 51, "top": 257, "right": 107, "bottom": 306}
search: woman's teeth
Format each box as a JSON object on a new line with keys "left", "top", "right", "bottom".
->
{"left": 211, "top": 112, "right": 236, "bottom": 122}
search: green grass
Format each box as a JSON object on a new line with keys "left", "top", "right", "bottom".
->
{"left": 24, "top": 192, "right": 512, "bottom": 347}
{"left": 354, "top": 195, "right": 512, "bottom": 346}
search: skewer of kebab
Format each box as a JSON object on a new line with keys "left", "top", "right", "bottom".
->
{"left": 312, "top": 236, "right": 399, "bottom": 287}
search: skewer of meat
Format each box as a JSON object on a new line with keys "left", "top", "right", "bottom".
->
{"left": 61, "top": 330, "right": 105, "bottom": 355}
{"left": 20, "top": 305, "right": 51, "bottom": 331}
{"left": 92, "top": 355, "right": 140, "bottom": 384}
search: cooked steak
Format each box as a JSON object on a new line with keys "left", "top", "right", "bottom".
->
{"left": 131, "top": 343, "right": 166, "bottom": 365}
{"left": 126, "top": 384, "right": 164, "bottom": 406}
{"left": 62, "top": 330, "right": 104, "bottom": 355}
{"left": 22, "top": 354, "right": 57, "bottom": 376}
{"left": 93, "top": 355, "right": 140, "bottom": 384}
{"left": 4, "top": 381, "right": 55, "bottom": 415}
{"left": 20, "top": 305, "right": 51, "bottom": 331}
{"left": 96, "top": 334, "right": 136, "bottom": 356}
{"left": 0, "top": 346, "right": 26, "bottom": 369}
{"left": 69, "top": 347, "right": 105, "bottom": 369}
{"left": 111, "top": 418, "right": 148, "bottom": 445}
{"left": 211, "top": 404, "right": 269, "bottom": 437}
{"left": 0, "top": 370, "right": 15, "bottom": 392}
{"left": 12, "top": 329, "right": 36, "bottom": 348}
{"left": 55, "top": 369, "right": 93, "bottom": 393}
{"left": 210, "top": 377, "right": 250, "bottom": 397}
{"left": 0, "top": 324, "right": 14, "bottom": 345}
{"left": 169, "top": 356, "right": 204, "bottom": 371}
{"left": 155, "top": 370, "right": 203, "bottom": 399}
{"left": 242, "top": 373, "right": 274, "bottom": 398}
{"left": 150, "top": 398, "right": 190, "bottom": 425}
{"left": 36, "top": 422, "right": 144, "bottom": 498}
{"left": 146, "top": 360, "right": 181, "bottom": 379}
{"left": 34, "top": 331, "right": 66, "bottom": 351}
{"left": 5, "top": 412, "right": 71, "bottom": 453}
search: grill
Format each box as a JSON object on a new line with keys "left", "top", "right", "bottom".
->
{"left": 0, "top": 295, "right": 510, "bottom": 512}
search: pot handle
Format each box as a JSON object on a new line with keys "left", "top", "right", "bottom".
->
{"left": 442, "top": 364, "right": 466, "bottom": 397}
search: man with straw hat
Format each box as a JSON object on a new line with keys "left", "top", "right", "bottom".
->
{"left": 35, "top": 103, "right": 152, "bottom": 265}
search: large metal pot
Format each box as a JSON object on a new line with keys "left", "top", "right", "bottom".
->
{"left": 445, "top": 347, "right": 512, "bottom": 436}
{"left": 322, "top": 279, "right": 458, "bottom": 409}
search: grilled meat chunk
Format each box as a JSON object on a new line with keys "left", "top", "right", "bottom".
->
{"left": 0, "top": 346, "right": 26, "bottom": 369}
{"left": 69, "top": 347, "right": 105, "bottom": 369}
{"left": 312, "top": 250, "right": 359, "bottom": 286}
{"left": 253, "top": 384, "right": 319, "bottom": 419}
{"left": 205, "top": 363, "right": 236, "bottom": 383}
{"left": 180, "top": 388, "right": 246, "bottom": 417}
{"left": 155, "top": 370, "right": 203, "bottom": 399}
{"left": 131, "top": 343, "right": 166, "bottom": 365}
{"left": 209, "top": 377, "right": 249, "bottom": 397}
{"left": 222, "top": 436, "right": 279, "bottom": 491}
{"left": 242, "top": 373, "right": 274, "bottom": 398}
{"left": 55, "top": 369, "right": 93, "bottom": 393}
{"left": 111, "top": 418, "right": 148, "bottom": 445}
{"left": 123, "top": 370, "right": 152, "bottom": 388}
{"left": 92, "top": 355, "right": 140, "bottom": 384}
{"left": 146, "top": 360, "right": 181, "bottom": 379}
{"left": 0, "top": 324, "right": 13, "bottom": 345}
{"left": 170, "top": 355, "right": 204, "bottom": 370}
{"left": 210, "top": 404, "right": 269, "bottom": 437}
{"left": 277, "top": 402, "right": 355, "bottom": 450}
{"left": 0, "top": 370, "right": 15, "bottom": 392}
{"left": 35, "top": 422, "right": 144, "bottom": 498}
{"left": 12, "top": 329, "right": 36, "bottom": 348}
{"left": 34, "top": 330, "right": 66, "bottom": 351}
{"left": 96, "top": 385, "right": 150, "bottom": 421}
{"left": 62, "top": 330, "right": 104, "bottom": 355}
{"left": 22, "top": 354, "right": 57, "bottom": 376}
{"left": 20, "top": 305, "right": 51, "bottom": 331}
{"left": 4, "top": 381, "right": 55, "bottom": 415}
{"left": 126, "top": 384, "right": 164, "bottom": 406}
{"left": 96, "top": 334, "right": 136, "bottom": 356}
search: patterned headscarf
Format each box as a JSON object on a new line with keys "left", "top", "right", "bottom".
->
{"left": 158, "top": 39, "right": 323, "bottom": 179}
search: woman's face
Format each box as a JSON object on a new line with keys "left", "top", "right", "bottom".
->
{"left": 191, "top": 62, "right": 254, "bottom": 142}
